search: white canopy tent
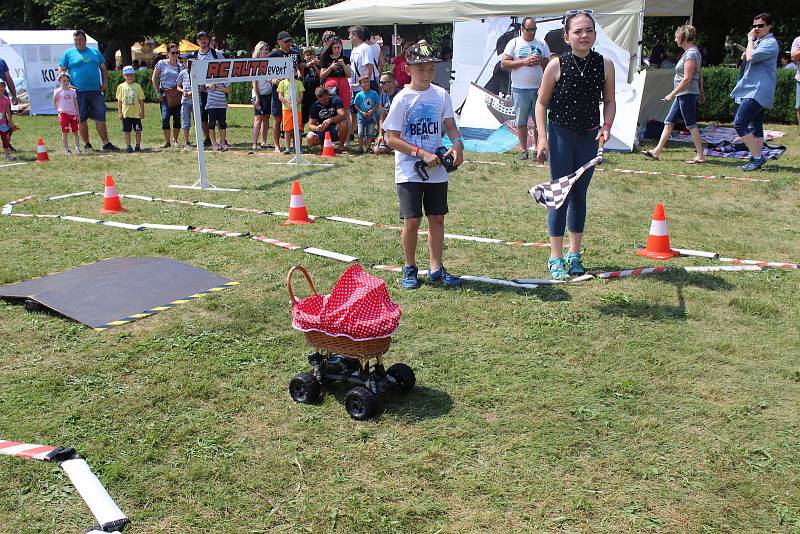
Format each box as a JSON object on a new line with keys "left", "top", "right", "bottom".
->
{"left": 0, "top": 30, "right": 99, "bottom": 115}
{"left": 304, "top": 0, "right": 694, "bottom": 64}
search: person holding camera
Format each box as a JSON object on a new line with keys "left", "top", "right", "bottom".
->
{"left": 320, "top": 37, "right": 352, "bottom": 144}
{"left": 384, "top": 41, "right": 464, "bottom": 289}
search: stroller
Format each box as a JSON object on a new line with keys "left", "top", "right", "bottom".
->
{"left": 287, "top": 264, "right": 415, "bottom": 420}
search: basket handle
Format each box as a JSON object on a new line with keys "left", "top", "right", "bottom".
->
{"left": 287, "top": 265, "right": 317, "bottom": 305}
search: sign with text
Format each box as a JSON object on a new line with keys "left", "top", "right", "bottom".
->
{"left": 190, "top": 57, "right": 293, "bottom": 85}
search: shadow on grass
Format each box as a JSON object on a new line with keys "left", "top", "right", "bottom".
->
{"left": 251, "top": 167, "right": 331, "bottom": 191}
{"left": 463, "top": 281, "right": 572, "bottom": 301}
{"left": 327, "top": 384, "right": 453, "bottom": 422}
{"left": 593, "top": 269, "right": 735, "bottom": 321}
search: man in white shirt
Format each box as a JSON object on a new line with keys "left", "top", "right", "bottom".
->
{"left": 348, "top": 26, "right": 377, "bottom": 142}
{"left": 501, "top": 17, "right": 550, "bottom": 160}
{"left": 369, "top": 32, "right": 387, "bottom": 74}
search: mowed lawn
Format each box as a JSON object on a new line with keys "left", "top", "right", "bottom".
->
{"left": 0, "top": 104, "right": 798, "bottom": 533}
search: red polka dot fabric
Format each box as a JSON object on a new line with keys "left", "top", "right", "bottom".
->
{"left": 292, "top": 264, "right": 401, "bottom": 340}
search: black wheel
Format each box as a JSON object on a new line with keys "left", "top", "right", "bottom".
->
{"left": 387, "top": 363, "right": 416, "bottom": 393}
{"left": 289, "top": 373, "right": 321, "bottom": 404}
{"left": 24, "top": 299, "right": 44, "bottom": 313}
{"left": 344, "top": 387, "right": 378, "bottom": 420}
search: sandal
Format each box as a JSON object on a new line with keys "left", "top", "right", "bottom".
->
{"left": 686, "top": 158, "right": 706, "bottom": 164}
{"left": 642, "top": 150, "right": 660, "bottom": 161}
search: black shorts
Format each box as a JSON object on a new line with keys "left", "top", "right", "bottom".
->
{"left": 396, "top": 181, "right": 448, "bottom": 219}
{"left": 121, "top": 118, "right": 142, "bottom": 132}
{"left": 271, "top": 90, "right": 282, "bottom": 117}
{"left": 254, "top": 94, "right": 270, "bottom": 116}
{"left": 207, "top": 108, "right": 227, "bottom": 130}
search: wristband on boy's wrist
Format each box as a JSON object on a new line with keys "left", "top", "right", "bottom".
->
{"left": 602, "top": 122, "right": 612, "bottom": 129}
{"left": 454, "top": 136, "right": 465, "bottom": 146}
{"left": 411, "top": 146, "right": 420, "bottom": 157}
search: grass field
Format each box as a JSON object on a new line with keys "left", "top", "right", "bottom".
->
{"left": 1, "top": 104, "right": 799, "bottom": 533}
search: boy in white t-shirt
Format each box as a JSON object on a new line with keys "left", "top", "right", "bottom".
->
{"left": 384, "top": 41, "right": 464, "bottom": 289}
{"left": 501, "top": 17, "right": 550, "bottom": 160}
{"left": 52, "top": 72, "right": 81, "bottom": 154}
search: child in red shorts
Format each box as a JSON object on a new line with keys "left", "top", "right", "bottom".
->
{"left": 52, "top": 72, "right": 81, "bottom": 155}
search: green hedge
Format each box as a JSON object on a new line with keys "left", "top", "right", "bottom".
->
{"left": 106, "top": 69, "right": 254, "bottom": 105}
{"left": 700, "top": 66, "right": 798, "bottom": 123}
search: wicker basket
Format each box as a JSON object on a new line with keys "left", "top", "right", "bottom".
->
{"left": 287, "top": 265, "right": 392, "bottom": 359}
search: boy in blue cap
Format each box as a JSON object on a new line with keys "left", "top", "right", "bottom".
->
{"left": 116, "top": 66, "right": 145, "bottom": 152}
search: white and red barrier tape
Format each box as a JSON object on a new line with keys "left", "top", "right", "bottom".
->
{"left": 1, "top": 439, "right": 129, "bottom": 532}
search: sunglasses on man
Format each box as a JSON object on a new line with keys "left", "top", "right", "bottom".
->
{"left": 751, "top": 23, "right": 766, "bottom": 29}
{"left": 379, "top": 80, "right": 392, "bottom": 85}
{"left": 522, "top": 26, "right": 536, "bottom": 32}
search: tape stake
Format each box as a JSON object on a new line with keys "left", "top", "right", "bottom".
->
{"left": 60, "top": 458, "right": 129, "bottom": 530}
{"left": 672, "top": 247, "right": 720, "bottom": 259}
{"left": 0, "top": 439, "right": 55, "bottom": 460}
{"left": 325, "top": 216, "right": 376, "bottom": 227}
{"left": 250, "top": 235, "right": 303, "bottom": 250}
{"left": 442, "top": 233, "right": 504, "bottom": 244}
{"left": 122, "top": 194, "right": 154, "bottom": 201}
{"left": 192, "top": 227, "right": 248, "bottom": 238}
{"left": 595, "top": 267, "right": 668, "bottom": 279}
{"left": 140, "top": 223, "right": 191, "bottom": 231}
{"left": 47, "top": 191, "right": 95, "bottom": 201}
{"left": 61, "top": 215, "right": 103, "bottom": 224}
{"left": 303, "top": 247, "right": 358, "bottom": 263}
{"left": 1, "top": 204, "right": 10, "bottom": 215}
{"left": 195, "top": 202, "right": 231, "bottom": 209}
{"left": 460, "top": 275, "right": 538, "bottom": 289}
{"left": 101, "top": 221, "right": 144, "bottom": 231}
{"left": 9, "top": 195, "right": 34, "bottom": 205}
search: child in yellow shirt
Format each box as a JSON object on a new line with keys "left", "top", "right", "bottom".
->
{"left": 277, "top": 71, "right": 304, "bottom": 154}
{"left": 116, "top": 66, "right": 145, "bottom": 152}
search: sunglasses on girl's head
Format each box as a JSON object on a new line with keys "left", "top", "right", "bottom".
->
{"left": 751, "top": 23, "right": 765, "bottom": 28}
{"left": 565, "top": 9, "right": 594, "bottom": 17}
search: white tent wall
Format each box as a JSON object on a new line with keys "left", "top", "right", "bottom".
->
{"left": 453, "top": 17, "right": 642, "bottom": 151}
{"left": 304, "top": 0, "right": 693, "bottom": 61}
{"left": 0, "top": 30, "right": 99, "bottom": 115}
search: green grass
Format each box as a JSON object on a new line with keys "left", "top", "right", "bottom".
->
{"left": 1, "top": 104, "right": 799, "bottom": 533}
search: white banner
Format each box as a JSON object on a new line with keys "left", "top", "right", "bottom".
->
{"left": 190, "top": 57, "right": 293, "bottom": 85}
{"left": 21, "top": 44, "right": 97, "bottom": 115}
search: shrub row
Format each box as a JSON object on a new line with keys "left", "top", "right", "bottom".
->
{"left": 105, "top": 69, "right": 254, "bottom": 105}
{"left": 700, "top": 66, "right": 798, "bottom": 124}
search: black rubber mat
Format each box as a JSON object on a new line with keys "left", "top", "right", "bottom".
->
{"left": 0, "top": 257, "right": 235, "bottom": 329}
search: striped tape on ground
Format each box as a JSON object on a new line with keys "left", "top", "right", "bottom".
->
{"left": 93, "top": 281, "right": 240, "bottom": 331}
{"left": 191, "top": 227, "right": 249, "bottom": 238}
{"left": 251, "top": 235, "right": 303, "bottom": 250}
{"left": 0, "top": 439, "right": 56, "bottom": 460}
{"left": 371, "top": 265, "right": 538, "bottom": 289}
{"left": 718, "top": 257, "right": 799, "bottom": 269}
{"left": 48, "top": 191, "right": 94, "bottom": 201}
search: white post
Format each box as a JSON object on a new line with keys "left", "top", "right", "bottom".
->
{"left": 393, "top": 24, "right": 399, "bottom": 57}
{"left": 305, "top": 25, "right": 310, "bottom": 48}
{"left": 287, "top": 68, "right": 307, "bottom": 165}
{"left": 190, "top": 75, "right": 208, "bottom": 189}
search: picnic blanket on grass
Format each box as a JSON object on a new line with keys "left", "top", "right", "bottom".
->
{"left": 704, "top": 140, "right": 786, "bottom": 160}
{"left": 670, "top": 125, "right": 785, "bottom": 145}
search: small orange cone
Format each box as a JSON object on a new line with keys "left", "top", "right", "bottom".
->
{"left": 282, "top": 180, "right": 313, "bottom": 225}
{"left": 320, "top": 131, "right": 336, "bottom": 158}
{"left": 100, "top": 175, "right": 127, "bottom": 214}
{"left": 636, "top": 203, "right": 678, "bottom": 260}
{"left": 35, "top": 137, "right": 49, "bottom": 163}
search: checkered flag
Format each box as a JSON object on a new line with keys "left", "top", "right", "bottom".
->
{"left": 529, "top": 146, "right": 604, "bottom": 210}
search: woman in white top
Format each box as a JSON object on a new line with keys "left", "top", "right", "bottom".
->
{"left": 251, "top": 41, "right": 272, "bottom": 151}
{"left": 152, "top": 43, "right": 183, "bottom": 148}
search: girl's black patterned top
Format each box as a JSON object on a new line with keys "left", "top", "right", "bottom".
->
{"left": 548, "top": 50, "right": 605, "bottom": 131}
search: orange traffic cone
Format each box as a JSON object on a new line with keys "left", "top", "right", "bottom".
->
{"left": 282, "top": 180, "right": 313, "bottom": 225}
{"left": 100, "top": 175, "right": 127, "bottom": 214}
{"left": 35, "top": 137, "right": 49, "bottom": 163}
{"left": 636, "top": 203, "right": 678, "bottom": 260}
{"left": 321, "top": 131, "right": 336, "bottom": 158}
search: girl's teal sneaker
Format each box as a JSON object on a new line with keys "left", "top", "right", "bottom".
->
{"left": 566, "top": 252, "right": 585, "bottom": 275}
{"left": 548, "top": 257, "right": 570, "bottom": 280}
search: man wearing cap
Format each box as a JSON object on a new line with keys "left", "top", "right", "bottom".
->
{"left": 501, "top": 17, "right": 550, "bottom": 160}
{"left": 59, "top": 30, "right": 119, "bottom": 151}
{"left": 348, "top": 26, "right": 378, "bottom": 143}
{"left": 191, "top": 31, "right": 223, "bottom": 146}
{"left": 268, "top": 31, "right": 304, "bottom": 151}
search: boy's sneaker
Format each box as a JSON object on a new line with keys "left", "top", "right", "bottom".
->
{"left": 566, "top": 252, "right": 585, "bottom": 275}
{"left": 517, "top": 149, "right": 528, "bottom": 161}
{"left": 739, "top": 157, "right": 767, "bottom": 171}
{"left": 212, "top": 144, "right": 221, "bottom": 151}
{"left": 220, "top": 143, "right": 229, "bottom": 152}
{"left": 74, "top": 146, "right": 82, "bottom": 155}
{"left": 126, "top": 145, "right": 133, "bottom": 153}
{"left": 251, "top": 144, "right": 258, "bottom": 152}
{"left": 134, "top": 145, "right": 141, "bottom": 153}
{"left": 102, "top": 142, "right": 119, "bottom": 151}
{"left": 203, "top": 138, "right": 212, "bottom": 147}
{"left": 400, "top": 265, "right": 420, "bottom": 289}
{"left": 158, "top": 142, "right": 170, "bottom": 149}
{"left": 260, "top": 143, "right": 270, "bottom": 149}
{"left": 83, "top": 143, "right": 94, "bottom": 151}
{"left": 548, "top": 257, "right": 571, "bottom": 280}
{"left": 428, "top": 265, "right": 463, "bottom": 287}
{"left": 184, "top": 143, "right": 193, "bottom": 150}
{"left": 64, "top": 148, "right": 72, "bottom": 155}
{"left": 282, "top": 147, "right": 292, "bottom": 155}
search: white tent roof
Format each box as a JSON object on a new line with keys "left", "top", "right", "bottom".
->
{"left": 305, "top": 0, "right": 693, "bottom": 56}
{"left": 0, "top": 30, "right": 97, "bottom": 47}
